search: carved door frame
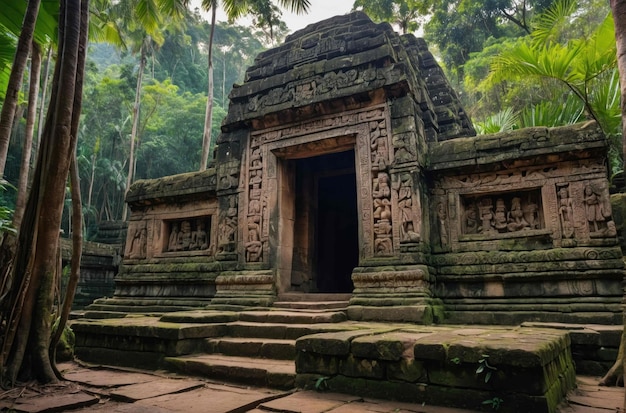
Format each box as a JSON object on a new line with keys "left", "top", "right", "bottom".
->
{"left": 242, "top": 104, "right": 396, "bottom": 293}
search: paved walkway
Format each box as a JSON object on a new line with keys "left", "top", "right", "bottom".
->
{"left": 0, "top": 361, "right": 623, "bottom": 412}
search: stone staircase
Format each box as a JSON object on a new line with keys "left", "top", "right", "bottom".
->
{"left": 162, "top": 296, "right": 351, "bottom": 389}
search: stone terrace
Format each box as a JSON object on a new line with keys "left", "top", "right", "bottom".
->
{"left": 72, "top": 310, "right": 580, "bottom": 413}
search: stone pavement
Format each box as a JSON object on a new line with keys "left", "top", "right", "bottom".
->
{"left": 0, "top": 361, "right": 623, "bottom": 413}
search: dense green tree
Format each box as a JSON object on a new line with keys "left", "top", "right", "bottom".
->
{"left": 352, "top": 0, "right": 430, "bottom": 34}
{"left": 0, "top": 0, "right": 58, "bottom": 177}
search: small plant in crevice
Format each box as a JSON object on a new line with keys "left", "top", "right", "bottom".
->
{"left": 476, "top": 354, "right": 497, "bottom": 383}
{"left": 450, "top": 357, "right": 461, "bottom": 365}
{"left": 314, "top": 376, "right": 329, "bottom": 391}
{"left": 482, "top": 397, "right": 503, "bottom": 410}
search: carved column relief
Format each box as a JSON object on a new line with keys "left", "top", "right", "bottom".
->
{"left": 370, "top": 118, "right": 394, "bottom": 255}
{"left": 245, "top": 144, "right": 265, "bottom": 262}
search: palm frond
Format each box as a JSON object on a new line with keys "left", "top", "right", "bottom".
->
{"left": 531, "top": 0, "right": 577, "bottom": 46}
{"left": 474, "top": 108, "right": 518, "bottom": 134}
{"left": 519, "top": 96, "right": 584, "bottom": 128}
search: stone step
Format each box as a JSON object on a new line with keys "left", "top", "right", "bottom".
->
{"left": 272, "top": 301, "right": 349, "bottom": 311}
{"left": 239, "top": 310, "right": 347, "bottom": 324}
{"left": 228, "top": 321, "right": 357, "bottom": 340}
{"left": 277, "top": 293, "right": 352, "bottom": 302}
{"left": 164, "top": 354, "right": 296, "bottom": 389}
{"left": 204, "top": 337, "right": 296, "bottom": 360}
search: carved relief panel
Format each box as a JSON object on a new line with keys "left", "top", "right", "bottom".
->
{"left": 460, "top": 190, "right": 544, "bottom": 236}
{"left": 432, "top": 160, "right": 616, "bottom": 252}
{"left": 164, "top": 217, "right": 212, "bottom": 254}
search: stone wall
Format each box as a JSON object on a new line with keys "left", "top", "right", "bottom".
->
{"left": 116, "top": 170, "right": 225, "bottom": 306}
{"left": 428, "top": 123, "right": 624, "bottom": 324}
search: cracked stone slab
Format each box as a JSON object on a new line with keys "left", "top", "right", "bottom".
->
{"left": 136, "top": 382, "right": 283, "bottom": 412}
{"left": 109, "top": 378, "right": 205, "bottom": 401}
{"left": 5, "top": 391, "right": 97, "bottom": 413}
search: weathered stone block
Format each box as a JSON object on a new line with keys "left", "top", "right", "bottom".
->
{"left": 339, "top": 355, "right": 385, "bottom": 379}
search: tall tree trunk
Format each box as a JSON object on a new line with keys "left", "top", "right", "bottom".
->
{"left": 122, "top": 41, "right": 147, "bottom": 221}
{"left": 1, "top": 0, "right": 83, "bottom": 385}
{"left": 199, "top": 6, "right": 216, "bottom": 171}
{"left": 50, "top": 0, "right": 87, "bottom": 373}
{"left": 13, "top": 42, "right": 42, "bottom": 228}
{"left": 599, "top": 2, "right": 626, "bottom": 408}
{"left": 0, "top": 0, "right": 41, "bottom": 177}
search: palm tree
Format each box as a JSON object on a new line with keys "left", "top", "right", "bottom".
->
{"left": 197, "top": 0, "right": 311, "bottom": 171}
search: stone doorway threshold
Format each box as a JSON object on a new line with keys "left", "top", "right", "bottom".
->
{"left": 274, "top": 293, "right": 351, "bottom": 311}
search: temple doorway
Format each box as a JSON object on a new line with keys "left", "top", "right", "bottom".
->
{"left": 288, "top": 149, "right": 358, "bottom": 293}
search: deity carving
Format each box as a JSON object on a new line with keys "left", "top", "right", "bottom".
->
{"left": 583, "top": 183, "right": 616, "bottom": 238}
{"left": 557, "top": 185, "right": 574, "bottom": 238}
{"left": 395, "top": 173, "right": 420, "bottom": 242}
{"left": 436, "top": 202, "right": 449, "bottom": 247}
{"left": 168, "top": 222, "right": 181, "bottom": 251}
{"left": 218, "top": 195, "right": 238, "bottom": 253}
{"left": 190, "top": 219, "right": 209, "bottom": 250}
{"left": 493, "top": 198, "right": 508, "bottom": 231}
{"left": 128, "top": 224, "right": 147, "bottom": 259}
{"left": 245, "top": 216, "right": 262, "bottom": 262}
{"left": 507, "top": 197, "right": 528, "bottom": 232}
{"left": 178, "top": 220, "right": 192, "bottom": 250}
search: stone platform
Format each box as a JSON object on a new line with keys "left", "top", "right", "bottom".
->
{"left": 71, "top": 310, "right": 581, "bottom": 413}
{"left": 295, "top": 325, "right": 576, "bottom": 413}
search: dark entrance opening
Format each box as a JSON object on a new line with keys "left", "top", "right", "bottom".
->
{"left": 292, "top": 149, "right": 358, "bottom": 293}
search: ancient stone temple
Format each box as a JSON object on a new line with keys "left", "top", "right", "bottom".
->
{"left": 114, "top": 11, "right": 623, "bottom": 325}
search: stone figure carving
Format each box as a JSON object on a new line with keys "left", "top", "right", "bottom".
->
{"left": 218, "top": 196, "right": 238, "bottom": 253}
{"left": 190, "top": 220, "right": 209, "bottom": 250}
{"left": 373, "top": 172, "right": 391, "bottom": 220}
{"left": 478, "top": 198, "right": 495, "bottom": 233}
{"left": 396, "top": 173, "right": 420, "bottom": 242}
{"left": 464, "top": 204, "right": 479, "bottom": 234}
{"left": 507, "top": 197, "right": 529, "bottom": 232}
{"left": 558, "top": 185, "right": 574, "bottom": 238}
{"left": 437, "top": 202, "right": 449, "bottom": 247}
{"left": 178, "top": 220, "right": 192, "bottom": 250}
{"left": 245, "top": 216, "right": 262, "bottom": 262}
{"left": 493, "top": 198, "right": 508, "bottom": 232}
{"left": 523, "top": 200, "right": 539, "bottom": 229}
{"left": 392, "top": 133, "right": 415, "bottom": 164}
{"left": 129, "top": 225, "right": 147, "bottom": 259}
{"left": 370, "top": 120, "right": 388, "bottom": 172}
{"left": 168, "top": 222, "right": 180, "bottom": 251}
{"left": 584, "top": 184, "right": 617, "bottom": 237}
{"left": 374, "top": 219, "right": 393, "bottom": 255}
